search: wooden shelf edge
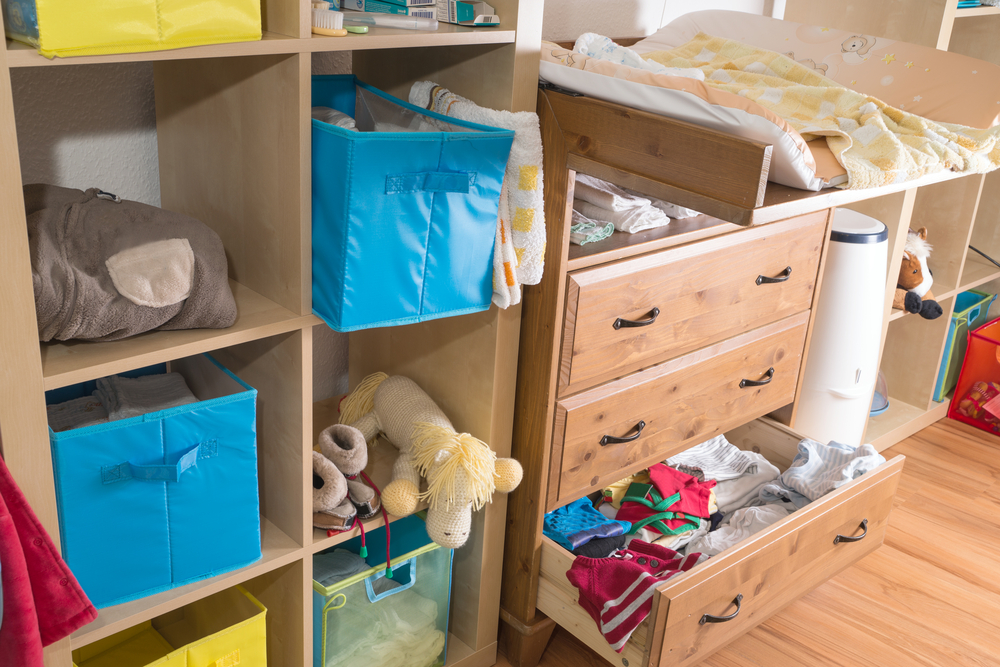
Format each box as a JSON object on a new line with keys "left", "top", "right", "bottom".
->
{"left": 956, "top": 5, "right": 1000, "bottom": 17}
{"left": 70, "top": 516, "right": 300, "bottom": 649}
{"left": 868, "top": 399, "right": 950, "bottom": 452}
{"left": 6, "top": 26, "right": 517, "bottom": 68}
{"left": 41, "top": 280, "right": 313, "bottom": 391}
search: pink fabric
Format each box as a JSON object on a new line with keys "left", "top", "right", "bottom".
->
{"left": 567, "top": 540, "right": 706, "bottom": 652}
{"left": 0, "top": 455, "right": 97, "bottom": 666}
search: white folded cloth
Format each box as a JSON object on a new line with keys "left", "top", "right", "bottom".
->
{"left": 574, "top": 199, "right": 670, "bottom": 234}
{"left": 574, "top": 174, "right": 652, "bottom": 212}
{"left": 47, "top": 395, "right": 109, "bottom": 432}
{"left": 95, "top": 372, "right": 198, "bottom": 421}
{"left": 713, "top": 451, "right": 782, "bottom": 515}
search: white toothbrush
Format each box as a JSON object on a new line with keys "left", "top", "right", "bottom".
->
{"left": 312, "top": 6, "right": 348, "bottom": 37}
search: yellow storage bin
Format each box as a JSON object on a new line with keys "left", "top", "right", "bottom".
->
{"left": 72, "top": 585, "right": 266, "bottom": 667}
{"left": 1, "top": 0, "right": 261, "bottom": 59}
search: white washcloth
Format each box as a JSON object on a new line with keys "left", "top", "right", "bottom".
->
{"left": 574, "top": 174, "right": 651, "bottom": 212}
{"left": 645, "top": 197, "right": 701, "bottom": 220}
{"left": 95, "top": 373, "right": 198, "bottom": 421}
{"left": 573, "top": 33, "right": 706, "bottom": 81}
{"left": 409, "top": 81, "right": 545, "bottom": 309}
{"left": 46, "top": 395, "right": 109, "bottom": 432}
{"left": 574, "top": 198, "right": 670, "bottom": 234}
{"left": 684, "top": 504, "right": 790, "bottom": 557}
{"left": 570, "top": 209, "right": 614, "bottom": 245}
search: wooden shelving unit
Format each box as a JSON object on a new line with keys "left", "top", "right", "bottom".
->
{"left": 0, "top": 1, "right": 541, "bottom": 665}
{"left": 779, "top": 0, "right": 1000, "bottom": 450}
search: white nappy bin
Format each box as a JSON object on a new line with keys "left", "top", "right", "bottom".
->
{"left": 793, "top": 209, "right": 888, "bottom": 446}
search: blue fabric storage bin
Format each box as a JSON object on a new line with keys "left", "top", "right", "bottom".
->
{"left": 311, "top": 75, "right": 514, "bottom": 332}
{"left": 46, "top": 354, "right": 261, "bottom": 609}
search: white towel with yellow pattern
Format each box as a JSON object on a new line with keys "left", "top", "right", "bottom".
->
{"left": 642, "top": 33, "right": 1000, "bottom": 189}
{"left": 410, "top": 81, "right": 545, "bottom": 308}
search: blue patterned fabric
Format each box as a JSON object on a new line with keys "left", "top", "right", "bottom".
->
{"left": 760, "top": 439, "right": 886, "bottom": 508}
{"left": 543, "top": 498, "right": 631, "bottom": 551}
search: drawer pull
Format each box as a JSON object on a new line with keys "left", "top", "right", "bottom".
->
{"left": 756, "top": 266, "right": 792, "bottom": 285}
{"left": 600, "top": 420, "right": 646, "bottom": 446}
{"left": 834, "top": 518, "right": 869, "bottom": 544}
{"left": 739, "top": 367, "right": 775, "bottom": 388}
{"left": 699, "top": 594, "right": 743, "bottom": 625}
{"left": 613, "top": 307, "right": 660, "bottom": 330}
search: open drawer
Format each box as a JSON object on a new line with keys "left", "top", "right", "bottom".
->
{"left": 536, "top": 419, "right": 904, "bottom": 667}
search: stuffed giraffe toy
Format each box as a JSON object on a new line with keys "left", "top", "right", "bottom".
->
{"left": 340, "top": 372, "right": 523, "bottom": 549}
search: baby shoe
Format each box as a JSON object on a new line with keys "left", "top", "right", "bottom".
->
{"left": 312, "top": 450, "right": 356, "bottom": 531}
{"left": 319, "top": 424, "right": 381, "bottom": 520}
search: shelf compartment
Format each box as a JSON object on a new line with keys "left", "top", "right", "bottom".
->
{"left": 866, "top": 397, "right": 950, "bottom": 451}
{"left": 40, "top": 280, "right": 316, "bottom": 391}
{"left": 311, "top": 396, "right": 428, "bottom": 551}
{"left": 6, "top": 24, "right": 516, "bottom": 68}
{"left": 70, "top": 516, "right": 300, "bottom": 649}
{"left": 910, "top": 176, "right": 983, "bottom": 299}
{"left": 959, "top": 252, "right": 1000, "bottom": 292}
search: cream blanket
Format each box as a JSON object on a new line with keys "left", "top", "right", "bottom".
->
{"left": 643, "top": 33, "right": 1000, "bottom": 189}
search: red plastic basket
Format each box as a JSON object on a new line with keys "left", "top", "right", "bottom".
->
{"left": 948, "top": 317, "right": 1000, "bottom": 435}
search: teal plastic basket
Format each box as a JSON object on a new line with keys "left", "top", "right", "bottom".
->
{"left": 312, "top": 514, "right": 453, "bottom": 667}
{"left": 933, "top": 289, "right": 996, "bottom": 402}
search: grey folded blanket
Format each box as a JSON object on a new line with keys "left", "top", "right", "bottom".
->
{"left": 47, "top": 372, "right": 198, "bottom": 432}
{"left": 25, "top": 184, "right": 237, "bottom": 342}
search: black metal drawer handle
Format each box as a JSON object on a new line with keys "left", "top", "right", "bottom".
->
{"left": 700, "top": 594, "right": 743, "bottom": 625}
{"left": 756, "top": 266, "right": 792, "bottom": 285}
{"left": 834, "top": 518, "right": 868, "bottom": 545}
{"left": 600, "top": 420, "right": 646, "bottom": 446}
{"left": 613, "top": 307, "right": 660, "bottom": 330}
{"left": 739, "top": 367, "right": 774, "bottom": 389}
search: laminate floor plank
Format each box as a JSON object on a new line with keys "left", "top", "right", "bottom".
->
{"left": 498, "top": 419, "right": 1000, "bottom": 667}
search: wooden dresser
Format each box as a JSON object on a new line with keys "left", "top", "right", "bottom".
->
{"left": 498, "top": 87, "right": 906, "bottom": 667}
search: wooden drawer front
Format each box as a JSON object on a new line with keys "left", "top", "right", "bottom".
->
{"left": 551, "top": 313, "right": 808, "bottom": 508}
{"left": 559, "top": 211, "right": 826, "bottom": 396}
{"left": 649, "top": 456, "right": 905, "bottom": 667}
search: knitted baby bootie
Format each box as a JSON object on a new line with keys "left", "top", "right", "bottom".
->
{"left": 319, "top": 424, "right": 381, "bottom": 520}
{"left": 312, "top": 450, "right": 356, "bottom": 531}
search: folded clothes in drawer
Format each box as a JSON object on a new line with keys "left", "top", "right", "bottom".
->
{"left": 540, "top": 426, "right": 896, "bottom": 663}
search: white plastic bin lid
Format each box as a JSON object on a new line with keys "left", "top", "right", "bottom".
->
{"left": 831, "top": 209, "right": 888, "bottom": 244}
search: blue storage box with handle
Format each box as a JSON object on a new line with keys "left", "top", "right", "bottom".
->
{"left": 311, "top": 74, "right": 514, "bottom": 332}
{"left": 933, "top": 289, "right": 997, "bottom": 402}
{"left": 46, "top": 353, "right": 261, "bottom": 608}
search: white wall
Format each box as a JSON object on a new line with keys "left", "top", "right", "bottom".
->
{"left": 541, "top": 0, "right": 781, "bottom": 42}
{"left": 12, "top": 2, "right": 773, "bottom": 403}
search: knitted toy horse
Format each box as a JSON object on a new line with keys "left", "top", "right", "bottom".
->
{"left": 340, "top": 373, "right": 523, "bottom": 549}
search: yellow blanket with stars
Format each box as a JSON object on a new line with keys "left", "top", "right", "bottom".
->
{"left": 643, "top": 33, "right": 1000, "bottom": 189}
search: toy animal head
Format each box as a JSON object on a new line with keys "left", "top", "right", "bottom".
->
{"left": 412, "top": 423, "right": 522, "bottom": 549}
{"left": 898, "top": 227, "right": 933, "bottom": 296}
{"left": 842, "top": 35, "right": 875, "bottom": 56}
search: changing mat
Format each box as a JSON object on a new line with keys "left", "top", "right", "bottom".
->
{"left": 644, "top": 33, "right": 1000, "bottom": 189}
{"left": 25, "top": 184, "right": 237, "bottom": 342}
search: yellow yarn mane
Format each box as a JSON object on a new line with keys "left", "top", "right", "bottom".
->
{"left": 411, "top": 422, "right": 497, "bottom": 511}
{"left": 339, "top": 372, "right": 388, "bottom": 430}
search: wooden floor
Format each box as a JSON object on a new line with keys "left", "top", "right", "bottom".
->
{"left": 497, "top": 418, "right": 1000, "bottom": 667}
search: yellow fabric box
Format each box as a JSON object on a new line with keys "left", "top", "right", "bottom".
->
{"left": 2, "top": 0, "right": 261, "bottom": 59}
{"left": 72, "top": 586, "right": 266, "bottom": 667}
